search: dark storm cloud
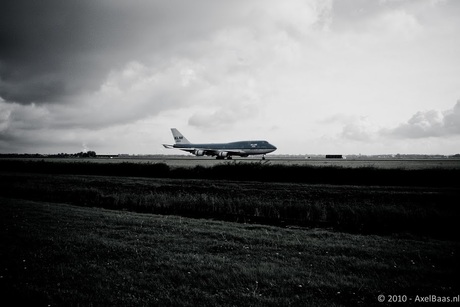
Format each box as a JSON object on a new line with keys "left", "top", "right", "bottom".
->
{"left": 0, "top": 0, "right": 241, "bottom": 104}
{"left": 1, "top": 0, "right": 107, "bottom": 103}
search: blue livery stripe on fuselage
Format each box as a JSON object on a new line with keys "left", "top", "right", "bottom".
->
{"left": 173, "top": 141, "right": 275, "bottom": 150}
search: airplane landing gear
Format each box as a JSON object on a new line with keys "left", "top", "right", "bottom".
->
{"left": 262, "top": 155, "right": 266, "bottom": 160}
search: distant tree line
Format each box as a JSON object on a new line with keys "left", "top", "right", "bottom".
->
{"left": 0, "top": 151, "right": 97, "bottom": 158}
{"left": 55, "top": 151, "right": 97, "bottom": 158}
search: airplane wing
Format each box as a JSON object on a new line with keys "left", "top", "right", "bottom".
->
{"left": 163, "top": 144, "right": 207, "bottom": 154}
{"left": 163, "top": 144, "right": 245, "bottom": 156}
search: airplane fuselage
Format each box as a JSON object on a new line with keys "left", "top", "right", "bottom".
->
{"left": 173, "top": 140, "right": 276, "bottom": 156}
{"left": 163, "top": 129, "right": 277, "bottom": 159}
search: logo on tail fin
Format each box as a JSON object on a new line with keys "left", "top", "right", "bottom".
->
{"left": 171, "top": 128, "right": 191, "bottom": 144}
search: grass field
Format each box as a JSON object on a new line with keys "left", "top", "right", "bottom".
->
{"left": 1, "top": 172, "right": 459, "bottom": 238}
{"left": 1, "top": 159, "right": 459, "bottom": 306}
{"left": 1, "top": 198, "right": 459, "bottom": 306}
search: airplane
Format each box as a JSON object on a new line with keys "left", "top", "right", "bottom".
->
{"left": 163, "top": 128, "right": 277, "bottom": 160}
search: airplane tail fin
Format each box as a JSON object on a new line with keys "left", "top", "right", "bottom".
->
{"left": 171, "top": 128, "right": 191, "bottom": 144}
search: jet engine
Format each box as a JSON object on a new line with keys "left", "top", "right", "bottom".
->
{"left": 194, "top": 150, "right": 205, "bottom": 156}
{"left": 217, "top": 152, "right": 229, "bottom": 157}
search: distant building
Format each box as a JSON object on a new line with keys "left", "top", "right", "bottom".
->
{"left": 325, "top": 155, "right": 343, "bottom": 159}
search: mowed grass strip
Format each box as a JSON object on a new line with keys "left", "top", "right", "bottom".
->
{"left": 1, "top": 198, "right": 458, "bottom": 306}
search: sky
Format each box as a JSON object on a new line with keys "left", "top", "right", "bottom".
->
{"left": 1, "top": 0, "right": 459, "bottom": 155}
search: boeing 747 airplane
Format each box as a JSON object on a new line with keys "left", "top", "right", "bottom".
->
{"left": 163, "top": 128, "right": 277, "bottom": 159}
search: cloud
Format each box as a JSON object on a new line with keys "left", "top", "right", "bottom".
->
{"left": 0, "top": 0, "right": 334, "bottom": 152}
{"left": 383, "top": 101, "right": 460, "bottom": 138}
{"left": 0, "top": 0, "right": 247, "bottom": 104}
{"left": 377, "top": 9, "right": 422, "bottom": 39}
{"left": 0, "top": 101, "right": 50, "bottom": 132}
{"left": 0, "top": 0, "right": 331, "bottom": 126}
{"left": 341, "top": 117, "right": 376, "bottom": 141}
{"left": 0, "top": 59, "right": 202, "bottom": 133}
{"left": 325, "top": 100, "right": 460, "bottom": 143}
{"left": 188, "top": 100, "right": 260, "bottom": 129}
{"left": 1, "top": 0, "right": 459, "bottom": 154}
{"left": 321, "top": 114, "right": 377, "bottom": 142}
{"left": 57, "top": 59, "right": 208, "bottom": 129}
